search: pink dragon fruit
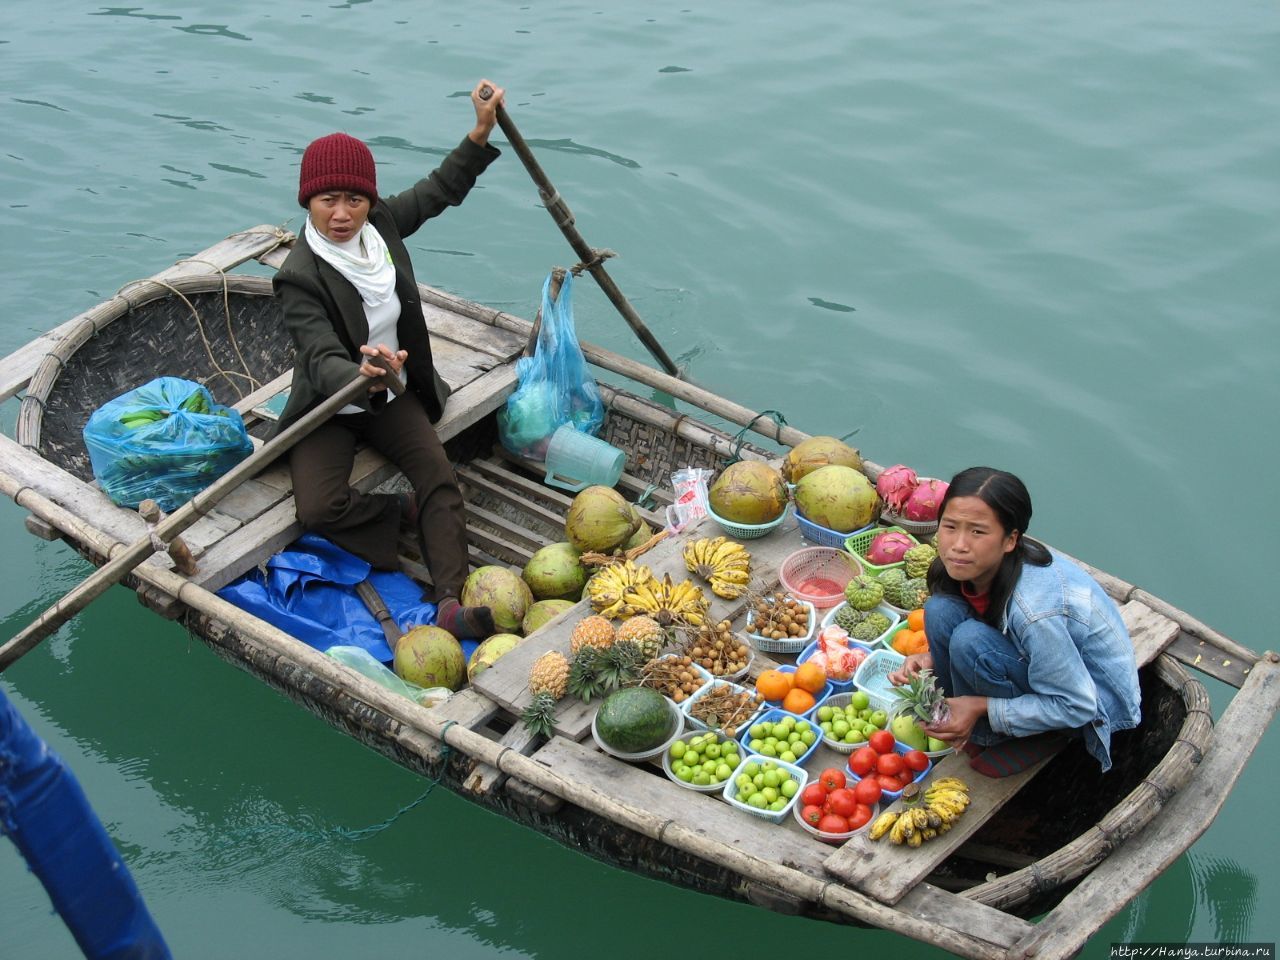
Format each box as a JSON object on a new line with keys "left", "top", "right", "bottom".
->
{"left": 866, "top": 530, "right": 916, "bottom": 565}
{"left": 875, "top": 464, "right": 918, "bottom": 513}
{"left": 903, "top": 478, "right": 949, "bottom": 522}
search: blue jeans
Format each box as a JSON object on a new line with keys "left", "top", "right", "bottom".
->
{"left": 923, "top": 595, "right": 1031, "bottom": 746}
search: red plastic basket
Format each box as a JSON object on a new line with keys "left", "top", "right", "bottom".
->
{"left": 778, "top": 548, "right": 862, "bottom": 610}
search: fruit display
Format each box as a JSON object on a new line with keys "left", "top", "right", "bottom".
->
{"left": 727, "top": 759, "right": 803, "bottom": 815}
{"left": 595, "top": 686, "right": 677, "bottom": 754}
{"left": 685, "top": 682, "right": 764, "bottom": 738}
{"left": 460, "top": 565, "right": 534, "bottom": 634}
{"left": 870, "top": 566, "right": 931, "bottom": 610}
{"left": 875, "top": 466, "right": 950, "bottom": 524}
{"left": 568, "top": 641, "right": 643, "bottom": 704}
{"left": 847, "top": 731, "right": 932, "bottom": 799}
{"left": 875, "top": 465, "right": 919, "bottom": 514}
{"left": 615, "top": 615, "right": 667, "bottom": 660}
{"left": 890, "top": 622, "right": 929, "bottom": 656}
{"left": 863, "top": 529, "right": 916, "bottom": 566}
{"left": 754, "top": 668, "right": 823, "bottom": 716}
{"left": 521, "top": 542, "right": 588, "bottom": 601}
{"left": 393, "top": 625, "right": 467, "bottom": 691}
{"left": 682, "top": 535, "right": 753, "bottom": 599}
{"left": 586, "top": 560, "right": 657, "bottom": 619}
{"left": 638, "top": 654, "right": 707, "bottom": 703}
{"left": 564, "top": 485, "right": 642, "bottom": 553}
{"left": 815, "top": 691, "right": 889, "bottom": 747}
{"left": 570, "top": 615, "right": 616, "bottom": 656}
{"left": 682, "top": 619, "right": 751, "bottom": 678}
{"left": 522, "top": 599, "right": 576, "bottom": 636}
{"left": 793, "top": 464, "right": 880, "bottom": 533}
{"left": 743, "top": 713, "right": 819, "bottom": 764}
{"left": 521, "top": 651, "right": 572, "bottom": 736}
{"left": 466, "top": 633, "right": 522, "bottom": 683}
{"left": 892, "top": 667, "right": 951, "bottom": 728}
{"left": 746, "top": 592, "right": 812, "bottom": 643}
{"left": 796, "top": 766, "right": 876, "bottom": 840}
{"left": 844, "top": 574, "right": 885, "bottom": 611}
{"left": 803, "top": 626, "right": 869, "bottom": 682}
{"left": 707, "top": 461, "right": 788, "bottom": 525}
{"left": 831, "top": 604, "right": 895, "bottom": 643}
{"left": 868, "top": 777, "right": 972, "bottom": 847}
{"left": 781, "top": 436, "right": 864, "bottom": 484}
{"left": 903, "top": 479, "right": 949, "bottom": 523}
{"left": 665, "top": 731, "right": 743, "bottom": 788}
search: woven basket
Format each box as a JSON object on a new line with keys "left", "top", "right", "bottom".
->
{"left": 778, "top": 548, "right": 862, "bottom": 610}
{"left": 844, "top": 525, "right": 921, "bottom": 577}
{"left": 707, "top": 502, "right": 791, "bottom": 540}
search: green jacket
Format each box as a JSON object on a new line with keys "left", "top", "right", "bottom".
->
{"left": 272, "top": 136, "right": 500, "bottom": 433}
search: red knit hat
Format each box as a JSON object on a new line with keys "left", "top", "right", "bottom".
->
{"left": 297, "top": 132, "right": 378, "bottom": 207}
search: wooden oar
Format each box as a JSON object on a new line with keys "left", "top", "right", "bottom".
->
{"left": 0, "top": 360, "right": 403, "bottom": 672}
{"left": 478, "top": 85, "right": 682, "bottom": 378}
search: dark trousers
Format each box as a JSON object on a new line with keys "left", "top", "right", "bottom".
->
{"left": 289, "top": 390, "right": 469, "bottom": 600}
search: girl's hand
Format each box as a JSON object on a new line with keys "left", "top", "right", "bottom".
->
{"left": 358, "top": 344, "right": 407, "bottom": 394}
{"left": 923, "top": 695, "right": 988, "bottom": 749}
{"left": 469, "top": 79, "right": 504, "bottom": 145}
{"left": 888, "top": 652, "right": 933, "bottom": 687}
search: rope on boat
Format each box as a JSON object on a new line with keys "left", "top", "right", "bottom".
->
{"left": 726, "top": 409, "right": 790, "bottom": 462}
{"left": 570, "top": 248, "right": 615, "bottom": 276}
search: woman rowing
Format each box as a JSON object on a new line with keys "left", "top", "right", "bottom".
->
{"left": 889, "top": 467, "right": 1141, "bottom": 777}
{"left": 273, "top": 79, "right": 506, "bottom": 642}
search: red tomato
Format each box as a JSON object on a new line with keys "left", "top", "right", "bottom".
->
{"left": 868, "top": 730, "right": 896, "bottom": 754}
{"left": 826, "top": 788, "right": 859, "bottom": 818}
{"left": 896, "top": 772, "right": 914, "bottom": 790}
{"left": 848, "top": 803, "right": 874, "bottom": 830}
{"left": 849, "top": 747, "right": 877, "bottom": 777}
{"left": 801, "top": 783, "right": 828, "bottom": 808}
{"left": 818, "top": 814, "right": 851, "bottom": 835}
{"left": 876, "top": 773, "right": 902, "bottom": 793}
{"left": 819, "top": 767, "right": 847, "bottom": 792}
{"left": 853, "top": 777, "right": 883, "bottom": 806}
{"left": 802, "top": 804, "right": 824, "bottom": 827}
{"left": 876, "top": 752, "right": 906, "bottom": 777}
{"left": 903, "top": 749, "right": 930, "bottom": 772}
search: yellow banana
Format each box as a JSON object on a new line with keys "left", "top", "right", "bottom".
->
{"left": 868, "top": 811, "right": 898, "bottom": 841}
{"left": 906, "top": 832, "right": 924, "bottom": 848}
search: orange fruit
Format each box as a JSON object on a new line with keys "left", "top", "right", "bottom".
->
{"left": 793, "top": 661, "right": 827, "bottom": 694}
{"left": 907, "top": 608, "right": 926, "bottom": 632}
{"left": 756, "top": 669, "right": 793, "bottom": 702}
{"left": 782, "top": 688, "right": 817, "bottom": 715}
{"left": 909, "top": 632, "right": 930, "bottom": 655}
{"left": 892, "top": 630, "right": 913, "bottom": 655}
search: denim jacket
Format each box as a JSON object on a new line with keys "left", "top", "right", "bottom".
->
{"left": 987, "top": 550, "right": 1141, "bottom": 771}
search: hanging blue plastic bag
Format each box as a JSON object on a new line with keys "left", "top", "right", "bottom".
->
{"left": 82, "top": 376, "right": 253, "bottom": 512}
{"left": 498, "top": 271, "right": 604, "bottom": 459}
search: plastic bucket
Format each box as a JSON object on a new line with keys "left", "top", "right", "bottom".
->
{"left": 544, "top": 424, "right": 624, "bottom": 492}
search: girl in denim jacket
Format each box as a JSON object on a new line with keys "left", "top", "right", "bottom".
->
{"left": 890, "top": 467, "right": 1141, "bottom": 777}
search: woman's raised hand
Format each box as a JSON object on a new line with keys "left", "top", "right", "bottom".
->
{"left": 358, "top": 343, "right": 406, "bottom": 393}
{"left": 469, "top": 79, "right": 504, "bottom": 146}
{"left": 888, "top": 651, "right": 933, "bottom": 687}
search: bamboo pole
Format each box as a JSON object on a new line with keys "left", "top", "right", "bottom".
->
{"left": 478, "top": 86, "right": 682, "bottom": 378}
{"left": 0, "top": 363, "right": 401, "bottom": 672}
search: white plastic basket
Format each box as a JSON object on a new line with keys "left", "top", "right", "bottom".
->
{"left": 744, "top": 597, "right": 817, "bottom": 654}
{"left": 814, "top": 691, "right": 886, "bottom": 755}
{"left": 680, "top": 678, "right": 765, "bottom": 737}
{"left": 852, "top": 648, "right": 908, "bottom": 714}
{"left": 792, "top": 793, "right": 879, "bottom": 845}
{"left": 660, "top": 730, "right": 743, "bottom": 793}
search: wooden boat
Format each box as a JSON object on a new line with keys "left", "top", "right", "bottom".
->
{"left": 1, "top": 226, "right": 1276, "bottom": 960}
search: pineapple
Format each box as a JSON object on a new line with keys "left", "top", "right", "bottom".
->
{"left": 892, "top": 668, "right": 951, "bottom": 726}
{"left": 570, "top": 615, "right": 616, "bottom": 656}
{"left": 522, "top": 651, "right": 571, "bottom": 738}
{"left": 615, "top": 615, "right": 666, "bottom": 660}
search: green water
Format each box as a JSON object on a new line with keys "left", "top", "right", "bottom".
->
{"left": 3, "top": 2, "right": 1278, "bottom": 956}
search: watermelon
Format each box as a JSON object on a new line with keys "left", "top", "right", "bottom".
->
{"left": 595, "top": 687, "right": 674, "bottom": 754}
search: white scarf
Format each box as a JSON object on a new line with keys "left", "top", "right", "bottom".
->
{"left": 304, "top": 217, "right": 397, "bottom": 306}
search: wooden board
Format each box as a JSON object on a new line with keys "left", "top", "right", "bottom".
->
{"left": 1121, "top": 597, "right": 1181, "bottom": 667}
{"left": 471, "top": 513, "right": 810, "bottom": 740}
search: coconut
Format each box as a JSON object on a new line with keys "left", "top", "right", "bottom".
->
{"left": 522, "top": 599, "right": 576, "bottom": 636}
{"left": 461, "top": 566, "right": 534, "bottom": 634}
{"left": 394, "top": 625, "right": 467, "bottom": 691}
{"left": 622, "top": 506, "right": 654, "bottom": 551}
{"left": 564, "top": 485, "right": 639, "bottom": 553}
{"left": 793, "top": 464, "right": 880, "bottom": 533}
{"left": 522, "top": 542, "right": 587, "bottom": 601}
{"left": 466, "top": 633, "right": 523, "bottom": 683}
{"left": 782, "top": 436, "right": 864, "bottom": 484}
{"left": 707, "top": 461, "right": 787, "bottom": 525}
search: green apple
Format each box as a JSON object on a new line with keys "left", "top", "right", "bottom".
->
{"left": 715, "top": 763, "right": 733, "bottom": 781}
{"left": 869, "top": 710, "right": 888, "bottom": 728}
{"left": 747, "top": 792, "right": 768, "bottom": 809}
{"left": 769, "top": 799, "right": 788, "bottom": 812}
{"left": 927, "top": 736, "right": 949, "bottom": 753}
{"left": 735, "top": 773, "right": 752, "bottom": 790}
{"left": 780, "top": 778, "right": 799, "bottom": 798}
{"left": 743, "top": 762, "right": 761, "bottom": 778}
{"left": 891, "top": 715, "right": 929, "bottom": 750}
{"left": 692, "top": 771, "right": 711, "bottom": 786}
{"left": 816, "top": 706, "right": 834, "bottom": 722}
{"left": 669, "top": 740, "right": 686, "bottom": 759}
{"left": 845, "top": 729, "right": 865, "bottom": 744}
{"left": 850, "top": 691, "right": 870, "bottom": 710}
{"left": 779, "top": 750, "right": 797, "bottom": 764}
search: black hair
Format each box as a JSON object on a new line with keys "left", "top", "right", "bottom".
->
{"left": 925, "top": 466, "right": 1051, "bottom": 626}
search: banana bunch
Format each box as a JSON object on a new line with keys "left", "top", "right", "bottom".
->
{"left": 586, "top": 561, "right": 657, "bottom": 619}
{"left": 682, "top": 536, "right": 753, "bottom": 599}
{"left": 623, "top": 572, "right": 709, "bottom": 627}
{"left": 867, "top": 777, "right": 972, "bottom": 847}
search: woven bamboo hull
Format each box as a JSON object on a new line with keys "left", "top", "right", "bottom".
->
{"left": 1, "top": 228, "right": 1275, "bottom": 960}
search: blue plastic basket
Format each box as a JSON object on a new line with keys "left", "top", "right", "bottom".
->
{"left": 738, "top": 708, "right": 822, "bottom": 766}
{"left": 796, "top": 512, "right": 875, "bottom": 549}
{"left": 796, "top": 638, "right": 876, "bottom": 693}
{"left": 845, "top": 741, "right": 933, "bottom": 803}
{"left": 760, "top": 664, "right": 833, "bottom": 718}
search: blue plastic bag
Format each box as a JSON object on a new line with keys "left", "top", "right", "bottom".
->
{"left": 498, "top": 271, "right": 604, "bottom": 459}
{"left": 82, "top": 376, "right": 253, "bottom": 512}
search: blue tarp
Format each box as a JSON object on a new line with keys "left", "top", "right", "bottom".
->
{"left": 217, "top": 534, "right": 477, "bottom": 663}
{"left": 1, "top": 689, "right": 170, "bottom": 959}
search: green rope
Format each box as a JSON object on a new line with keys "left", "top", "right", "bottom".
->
{"left": 726, "top": 409, "right": 789, "bottom": 464}
{"left": 634, "top": 483, "right": 659, "bottom": 509}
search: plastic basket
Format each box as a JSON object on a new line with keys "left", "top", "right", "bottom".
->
{"left": 591, "top": 698, "right": 685, "bottom": 762}
{"left": 744, "top": 596, "right": 817, "bottom": 653}
{"left": 797, "top": 639, "right": 876, "bottom": 693}
{"left": 820, "top": 602, "right": 902, "bottom": 649}
{"left": 661, "top": 730, "right": 743, "bottom": 793}
{"left": 793, "top": 793, "right": 879, "bottom": 845}
{"left": 707, "top": 502, "right": 791, "bottom": 540}
{"left": 778, "top": 548, "right": 862, "bottom": 610}
{"left": 722, "top": 754, "right": 809, "bottom": 824}
{"left": 796, "top": 512, "right": 875, "bottom": 549}
{"left": 845, "top": 740, "right": 932, "bottom": 803}
{"left": 880, "top": 483, "right": 944, "bottom": 537}
{"left": 844, "top": 525, "right": 921, "bottom": 577}
{"left": 680, "top": 678, "right": 765, "bottom": 736}
{"left": 738, "top": 708, "right": 822, "bottom": 766}
{"left": 647, "top": 653, "right": 712, "bottom": 705}
{"left": 813, "top": 691, "right": 885, "bottom": 754}
{"left": 852, "top": 648, "right": 908, "bottom": 714}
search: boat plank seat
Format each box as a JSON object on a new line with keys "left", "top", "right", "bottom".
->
{"left": 821, "top": 596, "right": 1182, "bottom": 903}
{"left": 471, "top": 513, "right": 806, "bottom": 740}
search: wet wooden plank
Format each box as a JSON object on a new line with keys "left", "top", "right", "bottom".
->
{"left": 1122, "top": 598, "right": 1181, "bottom": 668}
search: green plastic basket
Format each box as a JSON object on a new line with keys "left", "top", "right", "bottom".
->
{"left": 844, "top": 525, "right": 921, "bottom": 577}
